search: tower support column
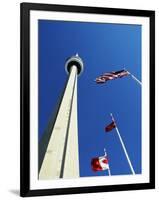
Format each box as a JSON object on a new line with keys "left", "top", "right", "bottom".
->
{"left": 62, "top": 69, "right": 79, "bottom": 178}
{"left": 39, "top": 54, "right": 84, "bottom": 180}
{"left": 39, "top": 66, "right": 79, "bottom": 179}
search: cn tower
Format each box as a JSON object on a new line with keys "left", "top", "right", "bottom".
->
{"left": 39, "top": 54, "right": 84, "bottom": 179}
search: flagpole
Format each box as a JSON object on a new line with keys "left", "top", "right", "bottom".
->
{"left": 108, "top": 167, "right": 111, "bottom": 176}
{"left": 130, "top": 74, "right": 142, "bottom": 85}
{"left": 104, "top": 148, "right": 111, "bottom": 176}
{"left": 110, "top": 113, "right": 135, "bottom": 175}
{"left": 126, "top": 70, "right": 142, "bottom": 86}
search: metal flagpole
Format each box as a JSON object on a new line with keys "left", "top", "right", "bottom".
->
{"left": 104, "top": 148, "right": 111, "bottom": 176}
{"left": 130, "top": 74, "right": 142, "bottom": 86}
{"left": 126, "top": 69, "right": 142, "bottom": 86}
{"left": 110, "top": 113, "right": 135, "bottom": 175}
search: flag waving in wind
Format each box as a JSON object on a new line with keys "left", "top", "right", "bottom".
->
{"left": 95, "top": 69, "right": 129, "bottom": 84}
{"left": 91, "top": 155, "right": 109, "bottom": 172}
{"left": 105, "top": 116, "right": 116, "bottom": 132}
{"left": 105, "top": 121, "right": 116, "bottom": 132}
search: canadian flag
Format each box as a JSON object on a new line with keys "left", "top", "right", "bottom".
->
{"left": 91, "top": 156, "right": 109, "bottom": 171}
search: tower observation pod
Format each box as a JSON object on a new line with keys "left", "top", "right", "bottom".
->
{"left": 39, "top": 54, "right": 84, "bottom": 179}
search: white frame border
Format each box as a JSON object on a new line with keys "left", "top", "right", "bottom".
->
{"left": 30, "top": 10, "right": 150, "bottom": 190}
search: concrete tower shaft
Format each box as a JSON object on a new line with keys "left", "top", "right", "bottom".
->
{"left": 39, "top": 55, "right": 84, "bottom": 179}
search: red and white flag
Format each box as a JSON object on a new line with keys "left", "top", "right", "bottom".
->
{"left": 105, "top": 113, "right": 116, "bottom": 132}
{"left": 105, "top": 121, "right": 116, "bottom": 132}
{"left": 91, "top": 155, "right": 109, "bottom": 171}
{"left": 95, "top": 69, "right": 129, "bottom": 84}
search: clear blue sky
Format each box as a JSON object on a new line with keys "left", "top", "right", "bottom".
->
{"left": 38, "top": 19, "right": 141, "bottom": 177}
